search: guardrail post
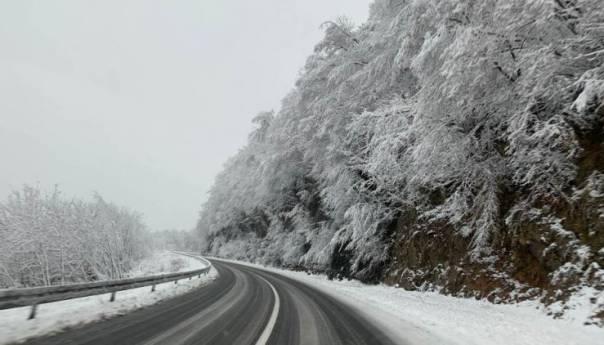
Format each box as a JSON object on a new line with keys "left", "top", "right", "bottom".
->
{"left": 110, "top": 291, "right": 116, "bottom": 302}
{"left": 174, "top": 280, "right": 178, "bottom": 284}
{"left": 28, "top": 304, "right": 38, "bottom": 320}
{"left": 198, "top": 273, "right": 201, "bottom": 278}
{"left": 151, "top": 284, "right": 156, "bottom": 292}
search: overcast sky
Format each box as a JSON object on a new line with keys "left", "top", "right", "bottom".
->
{"left": 0, "top": 1, "right": 372, "bottom": 230}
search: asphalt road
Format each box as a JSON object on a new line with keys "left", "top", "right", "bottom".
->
{"left": 21, "top": 260, "right": 397, "bottom": 345}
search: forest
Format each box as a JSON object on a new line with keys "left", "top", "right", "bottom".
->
{"left": 197, "top": 0, "right": 604, "bottom": 320}
{"left": 0, "top": 186, "right": 151, "bottom": 288}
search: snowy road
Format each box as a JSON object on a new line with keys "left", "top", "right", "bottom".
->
{"left": 19, "top": 260, "right": 397, "bottom": 345}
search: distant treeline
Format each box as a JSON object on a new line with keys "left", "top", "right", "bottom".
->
{"left": 153, "top": 229, "right": 200, "bottom": 253}
{"left": 0, "top": 186, "right": 151, "bottom": 288}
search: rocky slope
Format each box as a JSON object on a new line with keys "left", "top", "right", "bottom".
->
{"left": 197, "top": 0, "right": 604, "bottom": 324}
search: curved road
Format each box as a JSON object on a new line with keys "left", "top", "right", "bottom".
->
{"left": 21, "top": 260, "right": 397, "bottom": 345}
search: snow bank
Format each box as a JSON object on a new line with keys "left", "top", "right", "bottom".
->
{"left": 0, "top": 252, "right": 217, "bottom": 345}
{"left": 217, "top": 258, "right": 604, "bottom": 345}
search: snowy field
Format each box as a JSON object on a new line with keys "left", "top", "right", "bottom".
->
{"left": 0, "top": 251, "right": 217, "bottom": 345}
{"left": 215, "top": 258, "right": 604, "bottom": 345}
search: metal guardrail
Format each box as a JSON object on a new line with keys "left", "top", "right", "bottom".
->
{"left": 0, "top": 253, "right": 211, "bottom": 319}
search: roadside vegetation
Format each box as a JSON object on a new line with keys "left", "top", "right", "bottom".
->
{"left": 0, "top": 185, "right": 151, "bottom": 288}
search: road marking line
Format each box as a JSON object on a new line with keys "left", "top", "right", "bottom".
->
{"left": 255, "top": 276, "right": 280, "bottom": 345}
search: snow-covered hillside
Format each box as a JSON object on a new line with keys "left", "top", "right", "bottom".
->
{"left": 197, "top": 0, "right": 604, "bottom": 324}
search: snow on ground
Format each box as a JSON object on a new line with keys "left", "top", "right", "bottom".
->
{"left": 215, "top": 258, "right": 604, "bottom": 345}
{"left": 0, "top": 251, "right": 217, "bottom": 345}
{"left": 128, "top": 250, "right": 208, "bottom": 277}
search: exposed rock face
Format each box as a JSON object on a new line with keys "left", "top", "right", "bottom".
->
{"left": 384, "top": 124, "right": 604, "bottom": 323}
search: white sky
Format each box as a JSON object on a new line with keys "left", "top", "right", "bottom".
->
{"left": 0, "top": 1, "right": 372, "bottom": 230}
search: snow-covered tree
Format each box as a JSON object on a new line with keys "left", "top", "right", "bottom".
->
{"left": 197, "top": 0, "right": 604, "bottom": 303}
{"left": 0, "top": 186, "right": 151, "bottom": 288}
